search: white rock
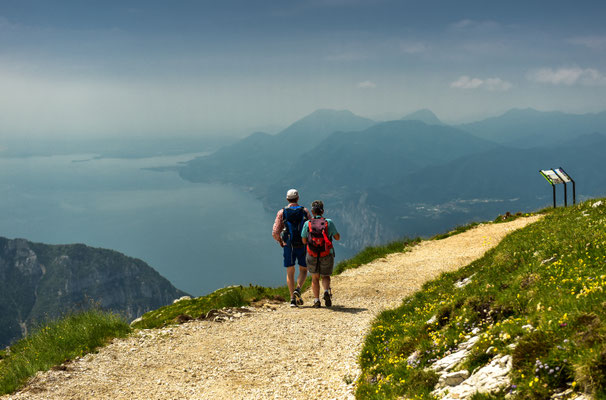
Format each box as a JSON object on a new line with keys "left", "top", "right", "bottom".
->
{"left": 592, "top": 201, "right": 603, "bottom": 208}
{"left": 431, "top": 336, "right": 479, "bottom": 372}
{"left": 427, "top": 315, "right": 438, "bottom": 325}
{"left": 455, "top": 274, "right": 475, "bottom": 289}
{"left": 173, "top": 296, "right": 192, "bottom": 304}
{"left": 552, "top": 389, "right": 573, "bottom": 399}
{"left": 438, "top": 370, "right": 470, "bottom": 387}
{"left": 541, "top": 257, "right": 557, "bottom": 265}
{"left": 521, "top": 324, "right": 534, "bottom": 331}
{"left": 434, "top": 355, "right": 512, "bottom": 400}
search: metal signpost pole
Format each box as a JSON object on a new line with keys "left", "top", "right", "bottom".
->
{"left": 552, "top": 184, "right": 556, "bottom": 208}
{"left": 559, "top": 167, "right": 575, "bottom": 205}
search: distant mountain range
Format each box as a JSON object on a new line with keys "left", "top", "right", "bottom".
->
{"left": 459, "top": 108, "right": 606, "bottom": 148}
{"left": 179, "top": 107, "right": 606, "bottom": 255}
{"left": 180, "top": 109, "right": 375, "bottom": 193}
{"left": 0, "top": 237, "right": 188, "bottom": 348}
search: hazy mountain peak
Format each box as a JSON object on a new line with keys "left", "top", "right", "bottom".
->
{"left": 307, "top": 108, "right": 358, "bottom": 118}
{"left": 279, "top": 109, "right": 375, "bottom": 139}
{"left": 401, "top": 109, "right": 443, "bottom": 125}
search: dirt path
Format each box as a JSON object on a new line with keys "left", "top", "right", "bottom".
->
{"left": 4, "top": 216, "right": 541, "bottom": 400}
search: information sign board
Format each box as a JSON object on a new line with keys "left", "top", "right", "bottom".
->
{"left": 540, "top": 169, "right": 564, "bottom": 185}
{"left": 554, "top": 168, "right": 572, "bottom": 183}
{"left": 539, "top": 168, "right": 576, "bottom": 208}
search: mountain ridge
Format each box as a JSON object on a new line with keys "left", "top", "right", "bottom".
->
{"left": 0, "top": 236, "right": 187, "bottom": 348}
{"left": 401, "top": 108, "right": 444, "bottom": 125}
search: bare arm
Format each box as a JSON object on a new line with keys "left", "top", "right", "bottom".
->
{"left": 271, "top": 209, "right": 285, "bottom": 245}
{"left": 333, "top": 233, "right": 340, "bottom": 241}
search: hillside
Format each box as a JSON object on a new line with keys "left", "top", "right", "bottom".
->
{"left": 0, "top": 237, "right": 187, "bottom": 348}
{"left": 367, "top": 132, "right": 606, "bottom": 238}
{"left": 2, "top": 214, "right": 541, "bottom": 399}
{"left": 179, "top": 109, "right": 375, "bottom": 192}
{"left": 459, "top": 108, "right": 606, "bottom": 149}
{"left": 357, "top": 199, "right": 606, "bottom": 399}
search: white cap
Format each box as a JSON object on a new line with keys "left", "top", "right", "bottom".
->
{"left": 286, "top": 188, "right": 299, "bottom": 200}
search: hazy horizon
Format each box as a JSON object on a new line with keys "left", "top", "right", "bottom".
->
{"left": 1, "top": 0, "right": 606, "bottom": 139}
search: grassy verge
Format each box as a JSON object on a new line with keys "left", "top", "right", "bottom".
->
{"left": 131, "top": 284, "right": 296, "bottom": 330}
{"left": 356, "top": 198, "right": 606, "bottom": 399}
{"left": 0, "top": 310, "right": 130, "bottom": 395}
{"left": 432, "top": 223, "right": 481, "bottom": 240}
{"left": 334, "top": 238, "right": 420, "bottom": 275}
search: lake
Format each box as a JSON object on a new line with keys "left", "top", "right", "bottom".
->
{"left": 0, "top": 153, "right": 283, "bottom": 296}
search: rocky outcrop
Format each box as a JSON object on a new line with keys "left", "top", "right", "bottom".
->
{"left": 0, "top": 237, "right": 188, "bottom": 348}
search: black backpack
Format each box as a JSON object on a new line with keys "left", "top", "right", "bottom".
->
{"left": 281, "top": 206, "right": 307, "bottom": 248}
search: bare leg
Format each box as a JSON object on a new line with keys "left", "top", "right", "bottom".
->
{"left": 311, "top": 273, "right": 321, "bottom": 299}
{"left": 297, "top": 266, "right": 308, "bottom": 289}
{"left": 286, "top": 266, "right": 295, "bottom": 299}
{"left": 321, "top": 275, "right": 331, "bottom": 292}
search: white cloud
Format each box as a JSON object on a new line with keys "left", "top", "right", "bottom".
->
{"left": 483, "top": 78, "right": 513, "bottom": 91}
{"left": 451, "top": 76, "right": 483, "bottom": 89}
{"left": 450, "top": 76, "right": 512, "bottom": 91}
{"left": 527, "top": 67, "right": 606, "bottom": 86}
{"left": 357, "top": 80, "right": 376, "bottom": 89}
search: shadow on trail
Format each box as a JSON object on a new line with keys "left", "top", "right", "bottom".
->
{"left": 326, "top": 305, "right": 367, "bottom": 314}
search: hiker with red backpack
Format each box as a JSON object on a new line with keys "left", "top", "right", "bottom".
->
{"left": 272, "top": 189, "right": 312, "bottom": 307}
{"left": 301, "top": 200, "right": 340, "bottom": 308}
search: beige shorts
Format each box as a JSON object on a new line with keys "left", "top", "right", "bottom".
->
{"left": 306, "top": 254, "right": 335, "bottom": 276}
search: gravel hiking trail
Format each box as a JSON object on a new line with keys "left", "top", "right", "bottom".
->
{"left": 4, "top": 216, "right": 541, "bottom": 400}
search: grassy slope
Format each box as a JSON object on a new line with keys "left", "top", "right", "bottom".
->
{"left": 131, "top": 284, "right": 291, "bottom": 329}
{"left": 0, "top": 310, "right": 130, "bottom": 395}
{"left": 356, "top": 199, "right": 606, "bottom": 399}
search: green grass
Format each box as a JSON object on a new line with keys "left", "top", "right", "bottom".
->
{"left": 0, "top": 310, "right": 130, "bottom": 395}
{"left": 432, "top": 222, "right": 481, "bottom": 240}
{"left": 334, "top": 238, "right": 420, "bottom": 275}
{"left": 131, "top": 284, "right": 296, "bottom": 330}
{"left": 356, "top": 198, "right": 606, "bottom": 399}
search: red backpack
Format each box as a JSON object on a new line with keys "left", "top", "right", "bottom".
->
{"left": 307, "top": 218, "right": 333, "bottom": 258}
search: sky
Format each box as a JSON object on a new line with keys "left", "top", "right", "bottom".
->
{"left": 1, "top": 0, "right": 606, "bottom": 138}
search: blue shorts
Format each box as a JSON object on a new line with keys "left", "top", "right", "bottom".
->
{"left": 283, "top": 245, "right": 307, "bottom": 268}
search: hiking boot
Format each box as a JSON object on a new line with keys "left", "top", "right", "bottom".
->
{"left": 313, "top": 300, "right": 321, "bottom": 308}
{"left": 290, "top": 298, "right": 297, "bottom": 308}
{"left": 323, "top": 290, "right": 332, "bottom": 308}
{"left": 293, "top": 287, "right": 304, "bottom": 306}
